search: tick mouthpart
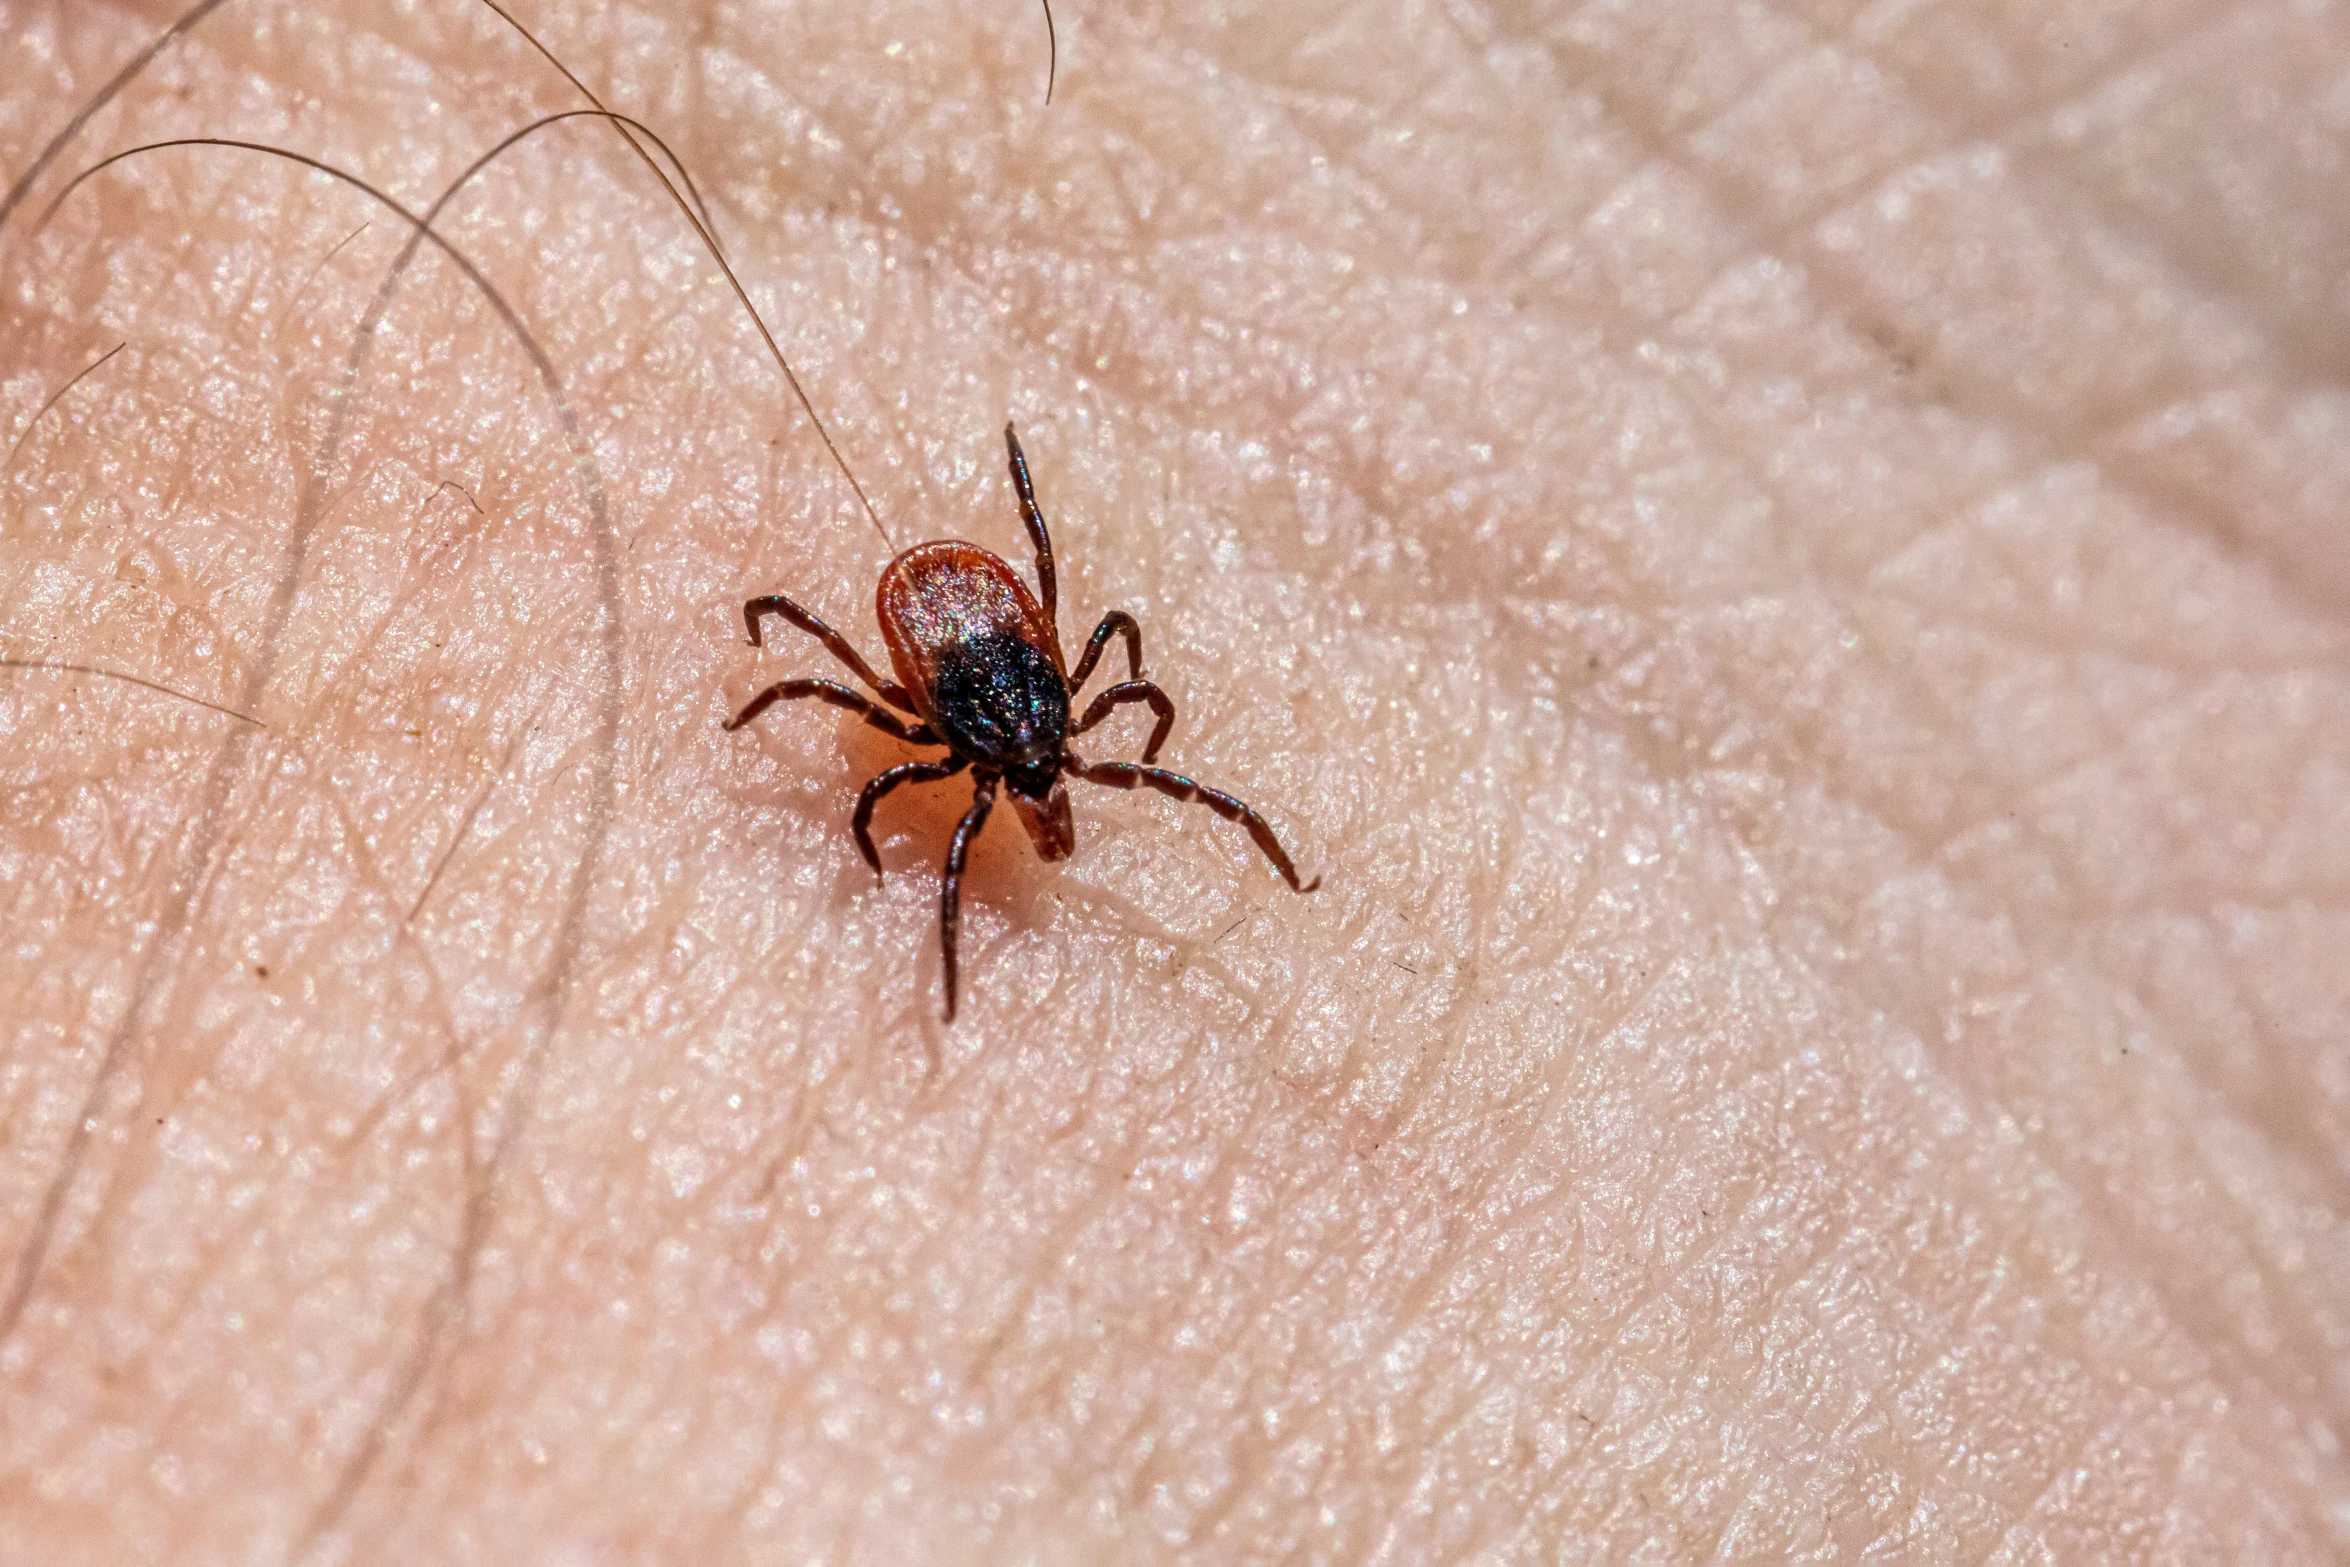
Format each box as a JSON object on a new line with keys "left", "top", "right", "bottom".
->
{"left": 1009, "top": 778, "right": 1076, "bottom": 862}
{"left": 1004, "top": 756, "right": 1062, "bottom": 797}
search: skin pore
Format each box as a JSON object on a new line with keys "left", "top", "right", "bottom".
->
{"left": 3, "top": 0, "right": 2348, "bottom": 1558}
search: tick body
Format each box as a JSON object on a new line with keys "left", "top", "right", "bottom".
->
{"left": 728, "top": 425, "right": 1317, "bottom": 1020}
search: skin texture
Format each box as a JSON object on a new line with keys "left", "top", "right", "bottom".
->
{"left": 2, "top": 0, "right": 2347, "bottom": 1559}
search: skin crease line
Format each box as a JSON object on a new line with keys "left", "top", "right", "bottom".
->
{"left": 1, "top": 0, "right": 2347, "bottom": 1562}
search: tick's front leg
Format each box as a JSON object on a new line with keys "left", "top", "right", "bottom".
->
{"left": 1003, "top": 423, "right": 1060, "bottom": 644}
{"left": 741, "top": 592, "right": 914, "bottom": 709}
{"left": 724, "top": 677, "right": 940, "bottom": 743}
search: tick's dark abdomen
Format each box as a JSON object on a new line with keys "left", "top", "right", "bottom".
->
{"left": 926, "top": 628, "right": 1069, "bottom": 767}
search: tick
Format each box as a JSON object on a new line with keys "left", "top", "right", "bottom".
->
{"left": 727, "top": 424, "right": 1318, "bottom": 1020}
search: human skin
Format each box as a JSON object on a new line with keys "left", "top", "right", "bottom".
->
{"left": 1, "top": 0, "right": 2346, "bottom": 1559}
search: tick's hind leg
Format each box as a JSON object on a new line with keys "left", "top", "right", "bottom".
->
{"left": 742, "top": 592, "right": 912, "bottom": 708}
{"left": 852, "top": 756, "right": 968, "bottom": 876}
{"left": 725, "top": 677, "right": 939, "bottom": 744}
{"left": 1074, "top": 680, "right": 1176, "bottom": 763}
{"left": 1069, "top": 758, "right": 1318, "bottom": 893}
{"left": 939, "top": 773, "right": 1001, "bottom": 1022}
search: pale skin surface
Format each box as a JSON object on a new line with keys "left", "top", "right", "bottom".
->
{"left": 1, "top": 0, "right": 2347, "bottom": 1559}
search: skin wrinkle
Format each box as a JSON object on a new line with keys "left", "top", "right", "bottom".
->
{"left": 1607, "top": 184, "right": 2350, "bottom": 1475}
{"left": 1231, "top": 122, "right": 2162, "bottom": 723}
{"left": 1802, "top": 654, "right": 2350, "bottom": 1401}
{"left": 1964, "top": 20, "right": 2350, "bottom": 392}
{"left": 1586, "top": 1211, "right": 1877, "bottom": 1548}
{"left": 1871, "top": 593, "right": 2344, "bottom": 684}
{"left": 1780, "top": 232, "right": 2332, "bottom": 610}
{"left": 1996, "top": 1404, "right": 2173, "bottom": 1558}
{"left": 957, "top": 1131, "right": 1135, "bottom": 1401}
{"left": 2, "top": 28, "right": 622, "bottom": 1560}
{"left": 0, "top": 657, "right": 248, "bottom": 1340}
{"left": 1571, "top": 1052, "right": 1949, "bottom": 1533}
{"left": 4, "top": 0, "right": 2350, "bottom": 1559}
{"left": 293, "top": 406, "right": 603, "bottom": 1555}
{"left": 1672, "top": 7, "right": 2226, "bottom": 271}
{"left": 272, "top": 218, "right": 375, "bottom": 331}
{"left": 2, "top": 340, "right": 126, "bottom": 470}
{"left": 978, "top": 279, "right": 1548, "bottom": 630}
{"left": 319, "top": 1112, "right": 487, "bottom": 1561}
{"left": 0, "top": 0, "right": 238, "bottom": 232}
{"left": 301, "top": 809, "right": 484, "bottom": 1147}
{"left": 1544, "top": 0, "right": 2350, "bottom": 615}
{"left": 2131, "top": 909, "right": 2350, "bottom": 1205}
{"left": 14, "top": 726, "right": 278, "bottom": 1308}
{"left": 407, "top": 742, "right": 515, "bottom": 923}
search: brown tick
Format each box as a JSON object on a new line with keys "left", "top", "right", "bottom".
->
{"left": 728, "top": 425, "right": 1318, "bottom": 1020}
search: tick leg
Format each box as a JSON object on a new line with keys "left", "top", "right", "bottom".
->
{"left": 939, "top": 772, "right": 1000, "bottom": 1022}
{"left": 1003, "top": 423, "right": 1059, "bottom": 650}
{"left": 1069, "top": 759, "right": 1318, "bottom": 893}
{"left": 852, "top": 755, "right": 968, "bottom": 876}
{"left": 741, "top": 591, "right": 913, "bottom": 709}
{"left": 1067, "top": 610, "right": 1144, "bottom": 696}
{"left": 1074, "top": 679, "right": 1176, "bottom": 764}
{"left": 725, "top": 677, "right": 941, "bottom": 745}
